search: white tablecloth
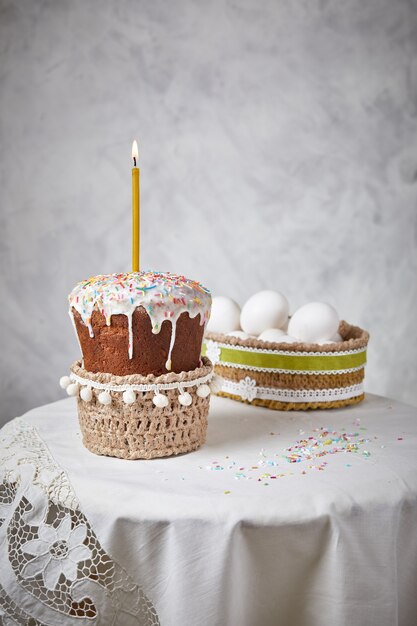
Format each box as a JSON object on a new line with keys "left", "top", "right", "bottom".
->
{"left": 1, "top": 393, "right": 417, "bottom": 626}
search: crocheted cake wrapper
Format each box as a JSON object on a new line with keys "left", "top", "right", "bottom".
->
{"left": 204, "top": 321, "right": 369, "bottom": 411}
{"left": 69, "top": 358, "right": 213, "bottom": 459}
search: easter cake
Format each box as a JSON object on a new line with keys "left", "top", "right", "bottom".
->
{"left": 68, "top": 272, "right": 211, "bottom": 376}
{"left": 204, "top": 292, "right": 369, "bottom": 411}
{"left": 61, "top": 271, "right": 213, "bottom": 459}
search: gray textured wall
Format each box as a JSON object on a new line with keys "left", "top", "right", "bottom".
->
{"left": 1, "top": 0, "right": 417, "bottom": 425}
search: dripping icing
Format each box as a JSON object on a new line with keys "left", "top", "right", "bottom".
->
{"left": 68, "top": 271, "right": 211, "bottom": 364}
{"left": 165, "top": 311, "right": 179, "bottom": 371}
{"left": 126, "top": 310, "right": 134, "bottom": 360}
{"left": 68, "top": 309, "right": 84, "bottom": 358}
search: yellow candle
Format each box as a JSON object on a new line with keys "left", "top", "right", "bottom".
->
{"left": 132, "top": 140, "right": 140, "bottom": 272}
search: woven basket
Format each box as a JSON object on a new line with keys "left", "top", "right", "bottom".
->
{"left": 68, "top": 357, "right": 213, "bottom": 459}
{"left": 204, "top": 321, "right": 369, "bottom": 410}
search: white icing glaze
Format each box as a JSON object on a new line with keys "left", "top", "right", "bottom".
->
{"left": 68, "top": 271, "right": 211, "bottom": 369}
{"left": 165, "top": 316, "right": 177, "bottom": 370}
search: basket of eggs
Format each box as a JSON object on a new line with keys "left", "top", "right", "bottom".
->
{"left": 203, "top": 291, "right": 369, "bottom": 411}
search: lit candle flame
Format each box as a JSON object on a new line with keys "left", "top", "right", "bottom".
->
{"left": 132, "top": 140, "right": 139, "bottom": 167}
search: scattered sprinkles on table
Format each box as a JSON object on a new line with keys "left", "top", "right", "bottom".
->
{"left": 151, "top": 424, "right": 409, "bottom": 493}
{"left": 284, "top": 427, "right": 370, "bottom": 463}
{"left": 202, "top": 424, "right": 374, "bottom": 489}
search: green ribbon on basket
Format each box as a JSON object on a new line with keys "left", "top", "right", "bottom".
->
{"left": 202, "top": 342, "right": 366, "bottom": 373}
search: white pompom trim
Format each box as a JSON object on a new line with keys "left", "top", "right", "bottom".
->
{"left": 196, "top": 384, "right": 211, "bottom": 398}
{"left": 178, "top": 391, "right": 192, "bottom": 406}
{"left": 153, "top": 393, "right": 169, "bottom": 408}
{"left": 98, "top": 391, "right": 112, "bottom": 406}
{"left": 60, "top": 369, "right": 213, "bottom": 407}
{"left": 80, "top": 386, "right": 93, "bottom": 402}
{"left": 122, "top": 389, "right": 136, "bottom": 405}
{"left": 66, "top": 383, "right": 79, "bottom": 397}
{"left": 59, "top": 376, "right": 71, "bottom": 390}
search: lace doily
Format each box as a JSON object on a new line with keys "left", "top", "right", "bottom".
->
{"left": 0, "top": 418, "right": 160, "bottom": 625}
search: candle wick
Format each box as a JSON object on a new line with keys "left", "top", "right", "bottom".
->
{"left": 133, "top": 157, "right": 137, "bottom": 167}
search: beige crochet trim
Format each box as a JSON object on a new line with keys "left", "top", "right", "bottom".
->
{"left": 217, "top": 391, "right": 365, "bottom": 411}
{"left": 215, "top": 364, "right": 364, "bottom": 390}
{"left": 71, "top": 358, "right": 213, "bottom": 460}
{"left": 71, "top": 358, "right": 212, "bottom": 386}
{"left": 206, "top": 320, "right": 369, "bottom": 353}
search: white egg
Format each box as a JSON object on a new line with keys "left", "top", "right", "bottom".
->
{"left": 331, "top": 331, "right": 343, "bottom": 342}
{"left": 206, "top": 296, "right": 241, "bottom": 334}
{"left": 281, "top": 317, "right": 290, "bottom": 332}
{"left": 226, "top": 330, "right": 250, "bottom": 339}
{"left": 288, "top": 302, "right": 339, "bottom": 343}
{"left": 258, "top": 328, "right": 286, "bottom": 342}
{"left": 240, "top": 291, "right": 289, "bottom": 336}
{"left": 317, "top": 339, "right": 336, "bottom": 345}
{"left": 276, "top": 335, "right": 298, "bottom": 344}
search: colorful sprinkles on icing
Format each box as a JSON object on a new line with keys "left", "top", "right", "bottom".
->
{"left": 69, "top": 271, "right": 211, "bottom": 368}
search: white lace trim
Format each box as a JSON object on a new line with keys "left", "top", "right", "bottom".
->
{"left": 69, "top": 370, "right": 213, "bottom": 393}
{"left": 0, "top": 418, "right": 160, "bottom": 625}
{"left": 218, "top": 376, "right": 364, "bottom": 403}
{"left": 217, "top": 361, "right": 366, "bottom": 375}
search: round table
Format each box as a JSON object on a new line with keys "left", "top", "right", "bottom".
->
{"left": 1, "top": 393, "right": 417, "bottom": 626}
